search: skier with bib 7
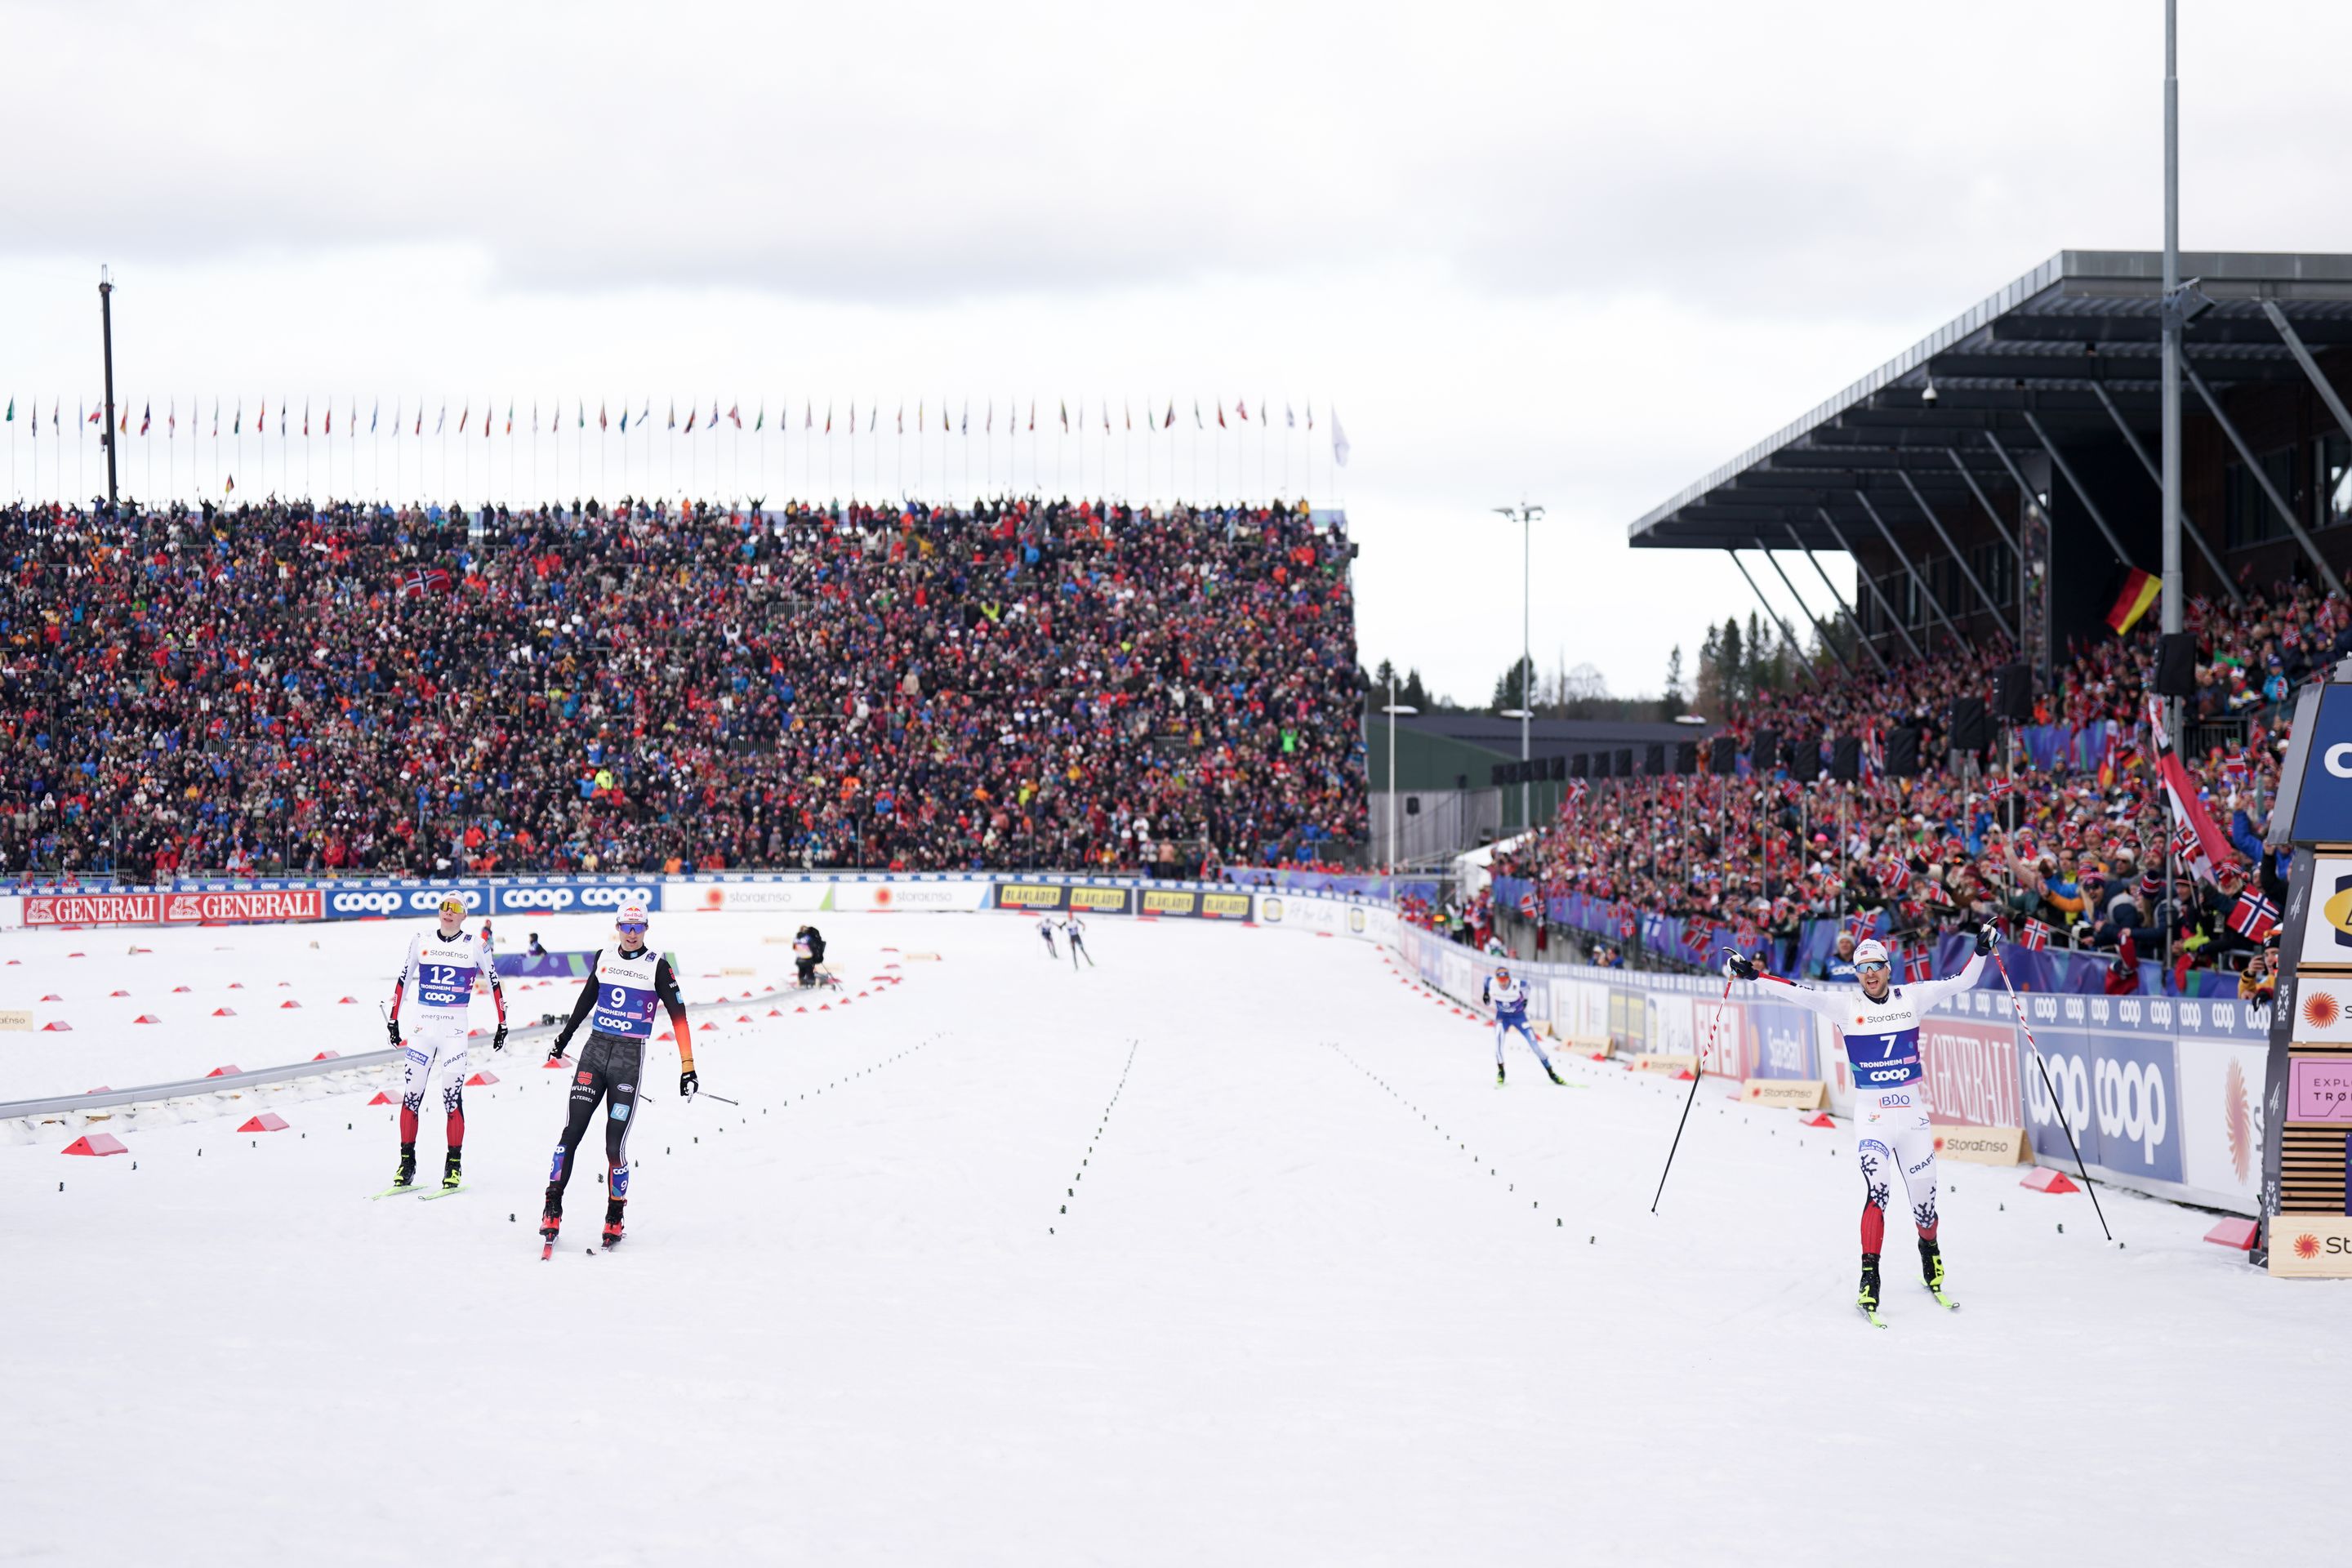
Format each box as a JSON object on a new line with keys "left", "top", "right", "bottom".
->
{"left": 1727, "top": 929, "right": 1991, "bottom": 1321}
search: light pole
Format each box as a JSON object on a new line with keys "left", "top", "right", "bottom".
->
{"left": 2158, "top": 0, "right": 2184, "bottom": 766}
{"left": 1500, "top": 708, "right": 1535, "bottom": 835}
{"left": 98, "top": 265, "right": 120, "bottom": 511}
{"left": 1494, "top": 501, "right": 1544, "bottom": 833}
{"left": 1382, "top": 686, "right": 1418, "bottom": 899}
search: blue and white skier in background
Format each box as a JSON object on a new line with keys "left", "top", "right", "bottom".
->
{"left": 1484, "top": 964, "right": 1564, "bottom": 1086}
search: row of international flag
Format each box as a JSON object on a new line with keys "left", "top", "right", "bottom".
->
{"left": 1, "top": 394, "right": 1349, "bottom": 452}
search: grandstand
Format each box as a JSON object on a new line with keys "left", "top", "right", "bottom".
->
{"left": 0, "top": 495, "right": 1367, "bottom": 880}
{"left": 1484, "top": 251, "right": 2352, "bottom": 996}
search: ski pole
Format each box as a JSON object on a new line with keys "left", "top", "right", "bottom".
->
{"left": 1991, "top": 941, "right": 2112, "bottom": 1241}
{"left": 1652, "top": 951, "right": 1737, "bottom": 1214}
{"left": 695, "top": 1092, "right": 740, "bottom": 1106}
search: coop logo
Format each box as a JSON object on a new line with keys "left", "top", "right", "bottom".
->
{"left": 409, "top": 888, "right": 483, "bottom": 913}
{"left": 2327, "top": 744, "right": 2352, "bottom": 778}
{"left": 500, "top": 886, "right": 577, "bottom": 911}
{"left": 579, "top": 885, "right": 655, "bottom": 911}
{"left": 332, "top": 890, "right": 406, "bottom": 915}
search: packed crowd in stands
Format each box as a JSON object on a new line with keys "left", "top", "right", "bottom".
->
{"left": 0, "top": 495, "right": 1367, "bottom": 880}
{"left": 1494, "top": 579, "right": 2348, "bottom": 991}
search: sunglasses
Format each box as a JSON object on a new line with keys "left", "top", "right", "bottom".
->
{"left": 616, "top": 922, "right": 648, "bottom": 936}
{"left": 1855, "top": 961, "right": 1891, "bottom": 973}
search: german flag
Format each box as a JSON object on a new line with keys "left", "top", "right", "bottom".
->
{"left": 2105, "top": 568, "right": 2161, "bottom": 635}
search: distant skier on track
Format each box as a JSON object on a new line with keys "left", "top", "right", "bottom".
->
{"left": 1063, "top": 914, "right": 1094, "bottom": 969}
{"left": 1727, "top": 929, "right": 1991, "bottom": 1322}
{"left": 1039, "top": 915, "right": 1059, "bottom": 959}
{"left": 1483, "top": 964, "right": 1563, "bottom": 1085}
{"left": 539, "top": 902, "right": 697, "bottom": 1254}
{"left": 383, "top": 892, "right": 506, "bottom": 1195}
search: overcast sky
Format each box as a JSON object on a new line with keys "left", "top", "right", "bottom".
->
{"left": 7, "top": 0, "right": 2351, "bottom": 701}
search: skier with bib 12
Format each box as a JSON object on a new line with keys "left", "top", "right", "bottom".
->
{"left": 383, "top": 892, "right": 506, "bottom": 1195}
{"left": 1726, "top": 929, "right": 1990, "bottom": 1322}
{"left": 540, "top": 902, "right": 697, "bottom": 1254}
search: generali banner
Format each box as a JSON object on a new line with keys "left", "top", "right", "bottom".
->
{"left": 24, "top": 889, "right": 325, "bottom": 928}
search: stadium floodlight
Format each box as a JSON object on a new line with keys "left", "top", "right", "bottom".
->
{"left": 1921, "top": 376, "right": 1939, "bottom": 405}
{"left": 1381, "top": 689, "right": 1419, "bottom": 891}
{"left": 1492, "top": 502, "right": 1546, "bottom": 835}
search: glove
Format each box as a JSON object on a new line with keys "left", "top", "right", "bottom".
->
{"left": 547, "top": 1036, "right": 571, "bottom": 1065}
{"left": 1726, "top": 955, "right": 1758, "bottom": 982}
{"left": 492, "top": 1023, "right": 509, "bottom": 1054}
{"left": 679, "top": 1068, "right": 700, "bottom": 1098}
{"left": 1975, "top": 924, "right": 1999, "bottom": 958}
{"left": 385, "top": 1018, "right": 402, "bottom": 1049}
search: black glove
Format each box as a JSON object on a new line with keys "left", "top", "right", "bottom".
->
{"left": 492, "top": 1023, "right": 508, "bottom": 1054}
{"left": 1726, "top": 955, "right": 1758, "bottom": 982}
{"left": 1975, "top": 924, "right": 1999, "bottom": 957}
{"left": 679, "top": 1068, "right": 700, "bottom": 1098}
{"left": 385, "top": 1018, "right": 402, "bottom": 1049}
{"left": 547, "top": 1036, "right": 571, "bottom": 1065}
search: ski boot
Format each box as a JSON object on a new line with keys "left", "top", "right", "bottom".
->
{"left": 538, "top": 1187, "right": 564, "bottom": 1257}
{"left": 601, "top": 1198, "right": 626, "bottom": 1250}
{"left": 441, "top": 1147, "right": 463, "bottom": 1192}
{"left": 1920, "top": 1237, "right": 1953, "bottom": 1307}
{"left": 1496, "top": 1062, "right": 1507, "bottom": 1086}
{"left": 1857, "top": 1253, "right": 1885, "bottom": 1327}
{"left": 391, "top": 1143, "right": 417, "bottom": 1191}
{"left": 1545, "top": 1064, "right": 1566, "bottom": 1086}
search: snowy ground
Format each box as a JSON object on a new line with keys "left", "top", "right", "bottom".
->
{"left": 4, "top": 911, "right": 2344, "bottom": 1566}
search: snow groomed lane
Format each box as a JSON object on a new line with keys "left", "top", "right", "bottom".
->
{"left": 3, "top": 911, "right": 2341, "bottom": 1566}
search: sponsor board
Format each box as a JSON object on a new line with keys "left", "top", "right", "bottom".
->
{"left": 722, "top": 965, "right": 758, "bottom": 977}
{"left": 2178, "top": 1042, "right": 2268, "bottom": 1205}
{"left": 1932, "top": 1125, "right": 2029, "bottom": 1165}
{"left": 1138, "top": 887, "right": 1258, "bottom": 920}
{"left": 1631, "top": 1054, "right": 1698, "bottom": 1076}
{"left": 26, "top": 890, "right": 327, "bottom": 927}
{"left": 668, "top": 881, "right": 831, "bottom": 915}
{"left": 2287, "top": 1056, "right": 2352, "bottom": 1121}
{"left": 2279, "top": 970, "right": 2352, "bottom": 1043}
{"left": 1920, "top": 1018, "right": 2025, "bottom": 1129}
{"left": 993, "top": 882, "right": 1070, "bottom": 911}
{"left": 1741, "top": 1079, "right": 1825, "bottom": 1110}
{"left": 0, "top": 1008, "right": 32, "bottom": 1032}
{"left": 2024, "top": 1031, "right": 2183, "bottom": 1184}
{"left": 1258, "top": 896, "right": 1285, "bottom": 924}
{"left": 831, "top": 880, "right": 992, "bottom": 914}
{"left": 494, "top": 882, "right": 657, "bottom": 915}
{"left": 2284, "top": 685, "right": 2352, "bottom": 845}
{"left": 326, "top": 884, "right": 490, "bottom": 919}
{"left": 2266, "top": 1214, "right": 2352, "bottom": 1278}
{"left": 2295, "top": 855, "right": 2352, "bottom": 968}
{"left": 1069, "top": 886, "right": 1132, "bottom": 915}
{"left": 1748, "top": 1002, "right": 1817, "bottom": 1081}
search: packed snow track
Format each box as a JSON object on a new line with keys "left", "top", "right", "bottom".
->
{"left": 3, "top": 910, "right": 2339, "bottom": 1566}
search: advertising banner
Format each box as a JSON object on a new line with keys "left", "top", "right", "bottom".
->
{"left": 323, "top": 883, "right": 491, "bottom": 920}
{"left": 1140, "top": 887, "right": 1256, "bottom": 920}
{"left": 2176, "top": 1041, "right": 2268, "bottom": 1205}
{"left": 1067, "top": 885, "right": 1133, "bottom": 915}
{"left": 2267, "top": 1214, "right": 2352, "bottom": 1277}
{"left": 830, "top": 880, "right": 991, "bottom": 914}
{"left": 2297, "top": 854, "right": 2352, "bottom": 967}
{"left": 2024, "top": 1028, "right": 2184, "bottom": 1185}
{"left": 1747, "top": 1001, "right": 1818, "bottom": 1081}
{"left": 666, "top": 880, "right": 831, "bottom": 915}
{"left": 26, "top": 889, "right": 327, "bottom": 926}
{"left": 1919, "top": 1017, "right": 2025, "bottom": 1129}
{"left": 493, "top": 881, "right": 658, "bottom": 917}
{"left": 993, "top": 881, "right": 1071, "bottom": 913}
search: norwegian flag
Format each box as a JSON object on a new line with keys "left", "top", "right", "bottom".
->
{"left": 1984, "top": 775, "right": 2014, "bottom": 801}
{"left": 2221, "top": 752, "right": 2251, "bottom": 784}
{"left": 1904, "top": 947, "right": 1933, "bottom": 984}
{"left": 2018, "top": 918, "right": 2053, "bottom": 951}
{"left": 1517, "top": 889, "right": 1539, "bottom": 920}
{"left": 397, "top": 568, "right": 453, "bottom": 598}
{"left": 1845, "top": 912, "right": 1876, "bottom": 942}
{"left": 1878, "top": 858, "right": 1912, "bottom": 893}
{"left": 2226, "top": 889, "right": 2280, "bottom": 942}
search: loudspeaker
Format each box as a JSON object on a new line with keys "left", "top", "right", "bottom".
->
{"left": 1709, "top": 736, "right": 1737, "bottom": 775}
{"left": 1752, "top": 728, "right": 1780, "bottom": 772}
{"left": 1831, "top": 736, "right": 1861, "bottom": 782}
{"left": 1490, "top": 762, "right": 1506, "bottom": 787}
{"left": 1405, "top": 796, "right": 1421, "bottom": 816}
{"left": 1949, "top": 696, "right": 1988, "bottom": 754}
{"left": 1614, "top": 747, "right": 1634, "bottom": 778}
{"left": 1886, "top": 725, "right": 1922, "bottom": 778}
{"left": 2155, "top": 631, "right": 2197, "bottom": 698}
{"left": 1993, "top": 662, "right": 2033, "bottom": 723}
{"left": 1675, "top": 741, "right": 1699, "bottom": 775}
{"left": 1570, "top": 752, "right": 1588, "bottom": 778}
{"left": 1787, "top": 733, "right": 1820, "bottom": 782}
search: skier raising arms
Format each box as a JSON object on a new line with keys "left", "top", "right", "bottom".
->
{"left": 1483, "top": 963, "right": 1564, "bottom": 1086}
{"left": 1728, "top": 930, "right": 1992, "bottom": 1321}
{"left": 384, "top": 892, "right": 506, "bottom": 1194}
{"left": 539, "top": 903, "right": 696, "bottom": 1252}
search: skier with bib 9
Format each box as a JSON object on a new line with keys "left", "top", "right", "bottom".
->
{"left": 539, "top": 903, "right": 695, "bottom": 1252}
{"left": 1727, "top": 929, "right": 1992, "bottom": 1321}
